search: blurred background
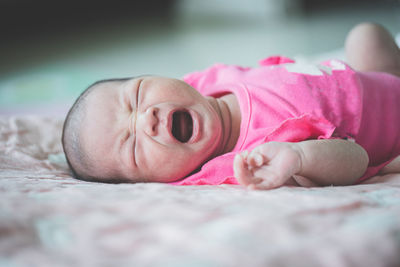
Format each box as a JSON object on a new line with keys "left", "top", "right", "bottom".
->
{"left": 0, "top": 0, "right": 399, "bottom": 117}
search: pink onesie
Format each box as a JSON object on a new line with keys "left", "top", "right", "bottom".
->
{"left": 171, "top": 56, "right": 400, "bottom": 186}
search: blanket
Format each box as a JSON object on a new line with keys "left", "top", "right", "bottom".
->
{"left": 1, "top": 115, "right": 400, "bottom": 267}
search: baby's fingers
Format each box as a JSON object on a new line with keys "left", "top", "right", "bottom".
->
{"left": 246, "top": 151, "right": 265, "bottom": 168}
{"left": 234, "top": 154, "right": 262, "bottom": 187}
{"left": 233, "top": 154, "right": 252, "bottom": 186}
{"left": 250, "top": 179, "right": 281, "bottom": 190}
{"left": 251, "top": 168, "right": 288, "bottom": 189}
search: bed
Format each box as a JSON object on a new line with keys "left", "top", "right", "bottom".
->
{"left": 1, "top": 114, "right": 400, "bottom": 267}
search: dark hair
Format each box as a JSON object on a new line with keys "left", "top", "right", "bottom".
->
{"left": 62, "top": 77, "right": 131, "bottom": 183}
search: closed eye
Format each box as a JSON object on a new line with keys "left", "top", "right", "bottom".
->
{"left": 136, "top": 78, "right": 143, "bottom": 108}
{"left": 132, "top": 137, "right": 137, "bottom": 167}
{"left": 132, "top": 79, "right": 143, "bottom": 168}
{"left": 125, "top": 134, "right": 137, "bottom": 168}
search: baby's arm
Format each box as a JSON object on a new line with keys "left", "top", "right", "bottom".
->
{"left": 234, "top": 139, "right": 369, "bottom": 190}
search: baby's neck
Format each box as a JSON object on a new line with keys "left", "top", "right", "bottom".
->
{"left": 215, "top": 93, "right": 241, "bottom": 155}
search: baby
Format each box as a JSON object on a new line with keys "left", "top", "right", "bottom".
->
{"left": 62, "top": 23, "right": 400, "bottom": 190}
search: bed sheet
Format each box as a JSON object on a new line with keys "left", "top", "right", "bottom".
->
{"left": 1, "top": 115, "right": 400, "bottom": 267}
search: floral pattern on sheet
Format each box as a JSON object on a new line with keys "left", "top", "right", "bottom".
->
{"left": 1, "top": 116, "right": 400, "bottom": 267}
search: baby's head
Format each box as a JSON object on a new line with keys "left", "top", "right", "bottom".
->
{"left": 62, "top": 76, "right": 228, "bottom": 183}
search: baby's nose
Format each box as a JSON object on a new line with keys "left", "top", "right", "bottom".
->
{"left": 139, "top": 107, "right": 159, "bottom": 136}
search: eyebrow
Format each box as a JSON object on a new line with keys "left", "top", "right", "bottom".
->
{"left": 119, "top": 81, "right": 130, "bottom": 109}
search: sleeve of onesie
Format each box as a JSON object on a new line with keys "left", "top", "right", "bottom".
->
{"left": 263, "top": 113, "right": 338, "bottom": 143}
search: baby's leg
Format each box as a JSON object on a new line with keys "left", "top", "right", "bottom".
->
{"left": 346, "top": 23, "right": 400, "bottom": 176}
{"left": 345, "top": 22, "right": 400, "bottom": 77}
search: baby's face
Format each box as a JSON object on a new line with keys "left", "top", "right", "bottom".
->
{"left": 81, "top": 76, "right": 225, "bottom": 183}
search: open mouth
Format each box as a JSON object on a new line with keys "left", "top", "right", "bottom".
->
{"left": 171, "top": 110, "right": 193, "bottom": 143}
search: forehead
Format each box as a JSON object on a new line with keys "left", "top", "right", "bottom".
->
{"left": 85, "top": 80, "right": 126, "bottom": 122}
{"left": 79, "top": 80, "right": 128, "bottom": 175}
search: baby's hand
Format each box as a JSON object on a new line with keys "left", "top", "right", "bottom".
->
{"left": 234, "top": 142, "right": 302, "bottom": 190}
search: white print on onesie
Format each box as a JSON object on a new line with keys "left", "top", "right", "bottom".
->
{"left": 284, "top": 60, "right": 346, "bottom": 76}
